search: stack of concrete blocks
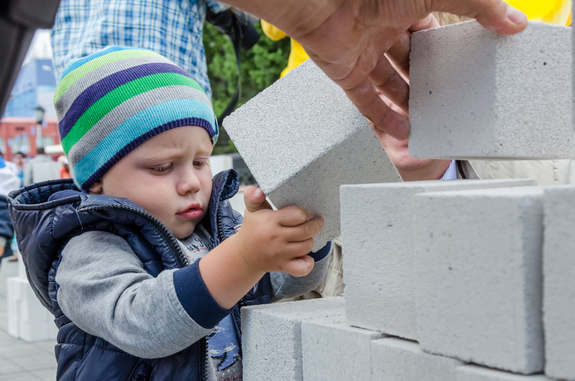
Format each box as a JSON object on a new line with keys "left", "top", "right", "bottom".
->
{"left": 237, "top": 18, "right": 575, "bottom": 381}
{"left": 409, "top": 20, "right": 574, "bottom": 159}
{"left": 340, "top": 179, "right": 535, "bottom": 341}
{"left": 7, "top": 257, "right": 57, "bottom": 341}
{"left": 223, "top": 60, "right": 402, "bottom": 251}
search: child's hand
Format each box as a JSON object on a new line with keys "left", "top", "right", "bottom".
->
{"left": 233, "top": 186, "right": 324, "bottom": 277}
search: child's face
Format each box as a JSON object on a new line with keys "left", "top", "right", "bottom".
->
{"left": 90, "top": 126, "right": 213, "bottom": 239}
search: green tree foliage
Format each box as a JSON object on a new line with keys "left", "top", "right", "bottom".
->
{"left": 203, "top": 20, "right": 290, "bottom": 155}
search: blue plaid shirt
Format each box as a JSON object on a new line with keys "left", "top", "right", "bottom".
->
{"left": 50, "top": 0, "right": 228, "bottom": 98}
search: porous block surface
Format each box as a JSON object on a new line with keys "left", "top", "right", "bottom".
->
{"left": 224, "top": 60, "right": 401, "bottom": 251}
{"left": 301, "top": 319, "right": 383, "bottom": 380}
{"left": 340, "top": 179, "right": 535, "bottom": 340}
{"left": 371, "top": 337, "right": 463, "bottom": 381}
{"left": 241, "top": 297, "right": 345, "bottom": 381}
{"left": 456, "top": 365, "right": 551, "bottom": 381}
{"left": 410, "top": 20, "right": 574, "bottom": 159}
{"left": 542, "top": 186, "right": 575, "bottom": 380}
{"left": 414, "top": 187, "right": 545, "bottom": 374}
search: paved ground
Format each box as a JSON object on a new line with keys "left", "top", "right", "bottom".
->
{"left": 0, "top": 257, "right": 57, "bottom": 381}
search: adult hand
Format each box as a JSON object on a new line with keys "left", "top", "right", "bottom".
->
{"left": 222, "top": 0, "right": 527, "bottom": 141}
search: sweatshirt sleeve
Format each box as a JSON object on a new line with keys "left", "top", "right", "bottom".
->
{"left": 269, "top": 242, "right": 332, "bottom": 302}
{"left": 56, "top": 231, "right": 221, "bottom": 359}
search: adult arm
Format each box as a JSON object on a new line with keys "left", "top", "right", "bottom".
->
{"left": 221, "top": 0, "right": 527, "bottom": 140}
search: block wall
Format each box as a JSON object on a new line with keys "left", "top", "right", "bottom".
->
{"left": 236, "top": 17, "right": 573, "bottom": 381}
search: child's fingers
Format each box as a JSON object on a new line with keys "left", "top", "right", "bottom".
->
{"left": 284, "top": 217, "right": 324, "bottom": 242}
{"left": 281, "top": 255, "right": 314, "bottom": 277}
{"left": 275, "top": 205, "right": 314, "bottom": 227}
{"left": 244, "top": 186, "right": 272, "bottom": 213}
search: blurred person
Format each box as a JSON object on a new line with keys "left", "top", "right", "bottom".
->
{"left": 23, "top": 147, "right": 61, "bottom": 186}
{"left": 11, "top": 151, "right": 26, "bottom": 187}
{"left": 58, "top": 155, "right": 71, "bottom": 179}
{"left": 50, "top": 0, "right": 231, "bottom": 98}
{"left": 0, "top": 154, "right": 21, "bottom": 267}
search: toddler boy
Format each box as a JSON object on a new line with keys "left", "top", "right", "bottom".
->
{"left": 9, "top": 46, "right": 331, "bottom": 380}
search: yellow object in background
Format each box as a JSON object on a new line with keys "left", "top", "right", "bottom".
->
{"left": 505, "top": 0, "right": 571, "bottom": 25}
{"left": 261, "top": 20, "right": 309, "bottom": 78}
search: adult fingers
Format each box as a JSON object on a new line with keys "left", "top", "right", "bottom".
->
{"left": 243, "top": 186, "right": 272, "bottom": 214}
{"left": 343, "top": 80, "right": 410, "bottom": 141}
{"left": 369, "top": 53, "right": 409, "bottom": 114}
{"left": 430, "top": 0, "right": 527, "bottom": 35}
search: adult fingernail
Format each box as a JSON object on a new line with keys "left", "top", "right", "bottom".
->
{"left": 507, "top": 6, "right": 527, "bottom": 25}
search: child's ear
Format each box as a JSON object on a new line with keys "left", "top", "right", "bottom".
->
{"left": 89, "top": 181, "right": 103, "bottom": 195}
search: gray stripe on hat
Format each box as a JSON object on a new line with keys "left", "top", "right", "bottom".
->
{"left": 55, "top": 55, "right": 174, "bottom": 122}
{"left": 67, "top": 85, "right": 212, "bottom": 166}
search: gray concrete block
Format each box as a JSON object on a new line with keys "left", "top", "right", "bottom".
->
{"left": 414, "top": 187, "right": 545, "bottom": 374}
{"left": 241, "top": 297, "right": 345, "bottom": 381}
{"left": 301, "top": 319, "right": 383, "bottom": 380}
{"left": 456, "top": 365, "right": 551, "bottom": 381}
{"left": 542, "top": 186, "right": 575, "bottom": 380}
{"left": 371, "top": 337, "right": 463, "bottom": 381}
{"left": 410, "top": 20, "right": 574, "bottom": 159}
{"left": 340, "top": 179, "right": 535, "bottom": 340}
{"left": 224, "top": 60, "right": 401, "bottom": 251}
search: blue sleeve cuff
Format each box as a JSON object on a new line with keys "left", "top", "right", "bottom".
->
{"left": 309, "top": 241, "right": 332, "bottom": 262}
{"left": 173, "top": 261, "right": 232, "bottom": 329}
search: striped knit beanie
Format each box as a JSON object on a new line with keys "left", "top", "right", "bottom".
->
{"left": 54, "top": 46, "right": 218, "bottom": 191}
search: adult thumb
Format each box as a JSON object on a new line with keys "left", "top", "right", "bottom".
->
{"left": 430, "top": 0, "right": 527, "bottom": 35}
{"left": 243, "top": 186, "right": 272, "bottom": 213}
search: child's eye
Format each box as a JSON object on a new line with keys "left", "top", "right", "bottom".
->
{"left": 193, "top": 160, "right": 206, "bottom": 167}
{"left": 152, "top": 163, "right": 173, "bottom": 173}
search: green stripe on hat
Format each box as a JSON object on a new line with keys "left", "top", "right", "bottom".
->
{"left": 55, "top": 49, "right": 161, "bottom": 102}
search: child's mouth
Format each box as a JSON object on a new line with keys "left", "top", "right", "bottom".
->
{"left": 177, "top": 204, "right": 202, "bottom": 219}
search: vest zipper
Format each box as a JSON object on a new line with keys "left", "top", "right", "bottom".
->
{"left": 79, "top": 205, "right": 189, "bottom": 268}
{"left": 216, "top": 208, "right": 226, "bottom": 243}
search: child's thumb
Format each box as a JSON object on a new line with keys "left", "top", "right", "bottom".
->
{"left": 243, "top": 186, "right": 272, "bottom": 213}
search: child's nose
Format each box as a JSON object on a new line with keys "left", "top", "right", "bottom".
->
{"left": 176, "top": 168, "right": 201, "bottom": 195}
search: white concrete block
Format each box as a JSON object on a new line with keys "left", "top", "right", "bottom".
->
{"left": 20, "top": 283, "right": 52, "bottom": 322}
{"left": 241, "top": 297, "right": 345, "bottom": 381}
{"left": 371, "top": 337, "right": 463, "bottom": 381}
{"left": 301, "top": 319, "right": 383, "bottom": 380}
{"left": 7, "top": 277, "right": 20, "bottom": 337}
{"left": 224, "top": 60, "right": 401, "bottom": 251}
{"left": 541, "top": 186, "right": 575, "bottom": 380}
{"left": 7, "top": 276, "right": 57, "bottom": 342}
{"left": 456, "top": 365, "right": 551, "bottom": 381}
{"left": 19, "top": 319, "right": 58, "bottom": 342}
{"left": 410, "top": 20, "right": 574, "bottom": 159}
{"left": 340, "top": 179, "right": 535, "bottom": 340}
{"left": 414, "top": 187, "right": 545, "bottom": 374}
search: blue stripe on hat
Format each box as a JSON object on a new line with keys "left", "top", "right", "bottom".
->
{"left": 73, "top": 98, "right": 216, "bottom": 187}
